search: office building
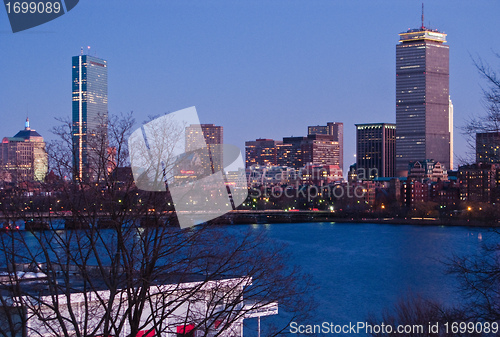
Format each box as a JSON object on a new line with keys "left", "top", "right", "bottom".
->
{"left": 185, "top": 124, "right": 223, "bottom": 172}
{"left": 0, "top": 118, "right": 47, "bottom": 183}
{"left": 279, "top": 136, "right": 306, "bottom": 169}
{"left": 301, "top": 134, "right": 341, "bottom": 168}
{"left": 476, "top": 132, "right": 500, "bottom": 164}
{"left": 186, "top": 124, "right": 223, "bottom": 147}
{"left": 245, "top": 139, "right": 282, "bottom": 167}
{"left": 246, "top": 135, "right": 341, "bottom": 171}
{"left": 395, "top": 21, "right": 450, "bottom": 175}
{"left": 356, "top": 123, "right": 396, "bottom": 179}
{"left": 458, "top": 163, "right": 500, "bottom": 203}
{"left": 72, "top": 53, "right": 108, "bottom": 182}
{"left": 308, "top": 122, "right": 343, "bottom": 170}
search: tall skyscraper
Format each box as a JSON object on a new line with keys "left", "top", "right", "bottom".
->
{"left": 0, "top": 118, "right": 47, "bottom": 184}
{"left": 395, "top": 19, "right": 450, "bottom": 176}
{"left": 185, "top": 124, "right": 223, "bottom": 172}
{"left": 308, "top": 122, "right": 343, "bottom": 170}
{"left": 356, "top": 123, "right": 396, "bottom": 179}
{"left": 72, "top": 53, "right": 108, "bottom": 182}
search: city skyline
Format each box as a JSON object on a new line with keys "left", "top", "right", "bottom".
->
{"left": 1, "top": 1, "right": 499, "bottom": 175}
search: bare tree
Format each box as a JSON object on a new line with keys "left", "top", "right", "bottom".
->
{"left": 0, "top": 113, "right": 313, "bottom": 337}
{"left": 447, "top": 230, "right": 500, "bottom": 323}
{"left": 367, "top": 292, "right": 480, "bottom": 337}
{"left": 460, "top": 53, "right": 500, "bottom": 164}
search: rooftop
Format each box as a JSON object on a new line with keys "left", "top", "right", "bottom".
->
{"left": 399, "top": 27, "right": 447, "bottom": 44}
{"left": 9, "top": 118, "right": 44, "bottom": 141}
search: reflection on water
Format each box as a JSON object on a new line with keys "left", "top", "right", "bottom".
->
{"left": 0, "top": 221, "right": 490, "bottom": 336}
{"left": 240, "top": 222, "right": 489, "bottom": 336}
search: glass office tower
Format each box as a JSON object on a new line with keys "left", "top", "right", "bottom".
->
{"left": 395, "top": 26, "right": 450, "bottom": 176}
{"left": 356, "top": 123, "right": 396, "bottom": 178}
{"left": 72, "top": 54, "right": 108, "bottom": 182}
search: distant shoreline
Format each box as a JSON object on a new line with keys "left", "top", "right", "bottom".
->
{"left": 211, "top": 211, "right": 500, "bottom": 228}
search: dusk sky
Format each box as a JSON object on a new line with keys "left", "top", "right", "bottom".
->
{"left": 1, "top": 0, "right": 500, "bottom": 173}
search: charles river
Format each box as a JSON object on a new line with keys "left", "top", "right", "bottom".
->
{"left": 240, "top": 222, "right": 489, "bottom": 336}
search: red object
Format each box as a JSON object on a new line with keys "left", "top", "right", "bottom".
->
{"left": 177, "top": 324, "right": 195, "bottom": 334}
{"left": 215, "top": 320, "right": 222, "bottom": 329}
{"left": 136, "top": 330, "right": 155, "bottom": 337}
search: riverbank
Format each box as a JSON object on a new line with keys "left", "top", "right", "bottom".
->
{"left": 211, "top": 210, "right": 500, "bottom": 228}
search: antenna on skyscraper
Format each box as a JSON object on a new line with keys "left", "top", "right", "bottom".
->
{"left": 421, "top": 3, "right": 425, "bottom": 29}
{"left": 80, "top": 47, "right": 83, "bottom": 55}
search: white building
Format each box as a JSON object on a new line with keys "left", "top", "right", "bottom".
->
{"left": 0, "top": 265, "right": 277, "bottom": 337}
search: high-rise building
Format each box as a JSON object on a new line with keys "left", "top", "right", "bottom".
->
{"left": 186, "top": 124, "right": 223, "bottom": 147}
{"left": 301, "top": 134, "right": 340, "bottom": 168}
{"left": 395, "top": 20, "right": 450, "bottom": 176}
{"left": 246, "top": 135, "right": 341, "bottom": 171}
{"left": 185, "top": 124, "right": 223, "bottom": 172}
{"left": 72, "top": 53, "right": 108, "bottom": 182}
{"left": 245, "top": 139, "right": 282, "bottom": 167}
{"left": 308, "top": 122, "right": 343, "bottom": 170}
{"left": 0, "top": 118, "right": 47, "bottom": 184}
{"left": 356, "top": 123, "right": 396, "bottom": 179}
{"left": 476, "top": 132, "right": 500, "bottom": 164}
{"left": 279, "top": 137, "right": 306, "bottom": 169}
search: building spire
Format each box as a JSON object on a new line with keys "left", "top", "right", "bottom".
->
{"left": 25, "top": 117, "right": 30, "bottom": 130}
{"left": 421, "top": 3, "right": 425, "bottom": 29}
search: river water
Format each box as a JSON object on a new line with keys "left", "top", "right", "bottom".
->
{"left": 1, "top": 221, "right": 491, "bottom": 336}
{"left": 240, "top": 222, "right": 491, "bottom": 336}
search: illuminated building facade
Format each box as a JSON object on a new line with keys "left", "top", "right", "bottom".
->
{"left": 245, "top": 139, "right": 282, "bottom": 167}
{"left": 308, "top": 122, "right": 343, "bottom": 170}
{"left": 476, "top": 132, "right": 500, "bottom": 164}
{"left": 279, "top": 137, "right": 306, "bottom": 169}
{"left": 185, "top": 124, "right": 224, "bottom": 172}
{"left": 458, "top": 163, "right": 500, "bottom": 203}
{"left": 300, "top": 134, "right": 340, "bottom": 168}
{"left": 72, "top": 54, "right": 108, "bottom": 182}
{"left": 395, "top": 25, "right": 450, "bottom": 176}
{"left": 246, "top": 134, "right": 341, "bottom": 171}
{"left": 0, "top": 118, "right": 47, "bottom": 184}
{"left": 356, "top": 123, "right": 396, "bottom": 179}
